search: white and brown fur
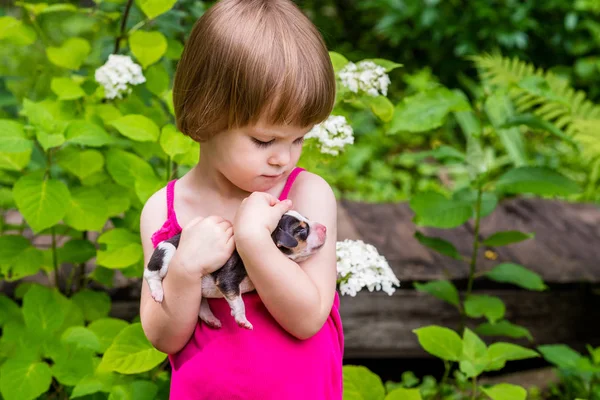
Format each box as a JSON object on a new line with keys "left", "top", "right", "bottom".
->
{"left": 144, "top": 210, "right": 326, "bottom": 330}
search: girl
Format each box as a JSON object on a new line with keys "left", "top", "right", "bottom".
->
{"left": 139, "top": 0, "right": 344, "bottom": 398}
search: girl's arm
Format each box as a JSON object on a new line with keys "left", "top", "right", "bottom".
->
{"left": 236, "top": 173, "right": 338, "bottom": 340}
{"left": 139, "top": 190, "right": 203, "bottom": 355}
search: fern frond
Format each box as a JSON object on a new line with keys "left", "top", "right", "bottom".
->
{"left": 471, "top": 53, "right": 600, "bottom": 162}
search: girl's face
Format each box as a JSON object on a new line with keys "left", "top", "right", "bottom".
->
{"left": 208, "top": 120, "right": 312, "bottom": 193}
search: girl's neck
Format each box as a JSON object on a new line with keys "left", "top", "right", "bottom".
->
{"left": 184, "top": 161, "right": 251, "bottom": 204}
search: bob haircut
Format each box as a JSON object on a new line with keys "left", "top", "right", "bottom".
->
{"left": 172, "top": 0, "right": 336, "bottom": 142}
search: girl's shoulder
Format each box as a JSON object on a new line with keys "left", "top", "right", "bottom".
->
{"left": 140, "top": 183, "right": 171, "bottom": 248}
{"left": 286, "top": 170, "right": 337, "bottom": 220}
{"left": 287, "top": 170, "right": 334, "bottom": 200}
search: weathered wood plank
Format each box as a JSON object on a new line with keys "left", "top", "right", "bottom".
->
{"left": 338, "top": 288, "right": 600, "bottom": 358}
{"left": 337, "top": 198, "right": 600, "bottom": 283}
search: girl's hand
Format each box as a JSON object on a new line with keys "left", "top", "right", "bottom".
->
{"left": 233, "top": 192, "right": 293, "bottom": 245}
{"left": 171, "top": 215, "right": 235, "bottom": 279}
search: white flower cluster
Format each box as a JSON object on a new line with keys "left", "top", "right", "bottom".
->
{"left": 95, "top": 54, "right": 145, "bottom": 99}
{"left": 339, "top": 61, "right": 391, "bottom": 97}
{"left": 336, "top": 239, "right": 400, "bottom": 297}
{"left": 305, "top": 115, "right": 354, "bottom": 156}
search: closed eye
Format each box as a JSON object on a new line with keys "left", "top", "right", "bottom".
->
{"left": 252, "top": 137, "right": 305, "bottom": 148}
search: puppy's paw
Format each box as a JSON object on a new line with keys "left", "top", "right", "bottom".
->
{"left": 151, "top": 289, "right": 164, "bottom": 303}
{"left": 236, "top": 317, "right": 253, "bottom": 330}
{"left": 201, "top": 316, "right": 222, "bottom": 329}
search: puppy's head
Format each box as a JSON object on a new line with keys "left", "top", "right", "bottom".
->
{"left": 271, "top": 210, "right": 327, "bottom": 262}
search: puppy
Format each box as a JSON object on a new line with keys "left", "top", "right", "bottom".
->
{"left": 144, "top": 210, "right": 327, "bottom": 329}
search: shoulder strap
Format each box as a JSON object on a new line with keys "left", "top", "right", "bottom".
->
{"left": 279, "top": 167, "right": 305, "bottom": 200}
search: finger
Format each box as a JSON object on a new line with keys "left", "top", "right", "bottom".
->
{"left": 276, "top": 199, "right": 293, "bottom": 213}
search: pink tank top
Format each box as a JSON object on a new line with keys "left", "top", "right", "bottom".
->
{"left": 150, "top": 167, "right": 344, "bottom": 399}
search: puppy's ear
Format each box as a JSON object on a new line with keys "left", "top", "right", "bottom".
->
{"left": 274, "top": 228, "right": 299, "bottom": 249}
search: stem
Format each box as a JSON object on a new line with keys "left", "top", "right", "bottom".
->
{"left": 51, "top": 226, "right": 60, "bottom": 291}
{"left": 114, "top": 0, "right": 135, "bottom": 54}
{"left": 78, "top": 231, "right": 88, "bottom": 292}
{"left": 471, "top": 376, "right": 477, "bottom": 400}
{"left": 436, "top": 360, "right": 451, "bottom": 399}
{"left": 466, "top": 183, "right": 483, "bottom": 296}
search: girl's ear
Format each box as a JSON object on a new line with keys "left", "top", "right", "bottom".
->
{"left": 274, "top": 228, "right": 299, "bottom": 248}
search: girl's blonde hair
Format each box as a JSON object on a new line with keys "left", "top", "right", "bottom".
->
{"left": 172, "top": 0, "right": 336, "bottom": 142}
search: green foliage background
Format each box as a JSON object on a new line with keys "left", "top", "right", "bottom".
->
{"left": 0, "top": 0, "right": 599, "bottom": 399}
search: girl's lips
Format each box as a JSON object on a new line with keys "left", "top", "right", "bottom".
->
{"left": 262, "top": 173, "right": 283, "bottom": 178}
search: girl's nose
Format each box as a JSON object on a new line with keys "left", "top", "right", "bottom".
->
{"left": 269, "top": 150, "right": 290, "bottom": 167}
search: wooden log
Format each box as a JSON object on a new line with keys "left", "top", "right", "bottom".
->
{"left": 338, "top": 288, "right": 600, "bottom": 358}
{"left": 337, "top": 198, "right": 600, "bottom": 283}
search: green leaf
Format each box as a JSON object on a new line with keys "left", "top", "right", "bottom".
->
{"left": 13, "top": 174, "right": 71, "bottom": 233}
{"left": 51, "top": 77, "right": 86, "bottom": 100}
{"left": 61, "top": 326, "right": 102, "bottom": 352}
{"left": 485, "top": 263, "right": 547, "bottom": 291}
{"left": 365, "top": 95, "right": 394, "bottom": 122}
{"left": 390, "top": 88, "right": 468, "bottom": 133}
{"left": 537, "top": 344, "right": 582, "bottom": 369}
{"left": 22, "top": 284, "right": 66, "bottom": 335}
{"left": 517, "top": 76, "right": 568, "bottom": 105}
{"left": 72, "top": 289, "right": 112, "bottom": 322}
{"left": 363, "top": 58, "right": 403, "bottom": 73}
{"left": 483, "top": 231, "right": 534, "bottom": 246}
{"left": 135, "top": 0, "right": 177, "bottom": 19}
{"left": 386, "top": 387, "right": 422, "bottom": 400}
{"left": 464, "top": 295, "right": 505, "bottom": 323}
{"left": 0, "top": 235, "right": 31, "bottom": 264}
{"left": 46, "top": 37, "right": 91, "bottom": 70}
{"left": 0, "top": 359, "right": 52, "bottom": 400}
{"left": 57, "top": 239, "right": 96, "bottom": 264}
{"left": 475, "top": 320, "right": 533, "bottom": 341}
{"left": 131, "top": 380, "right": 159, "bottom": 400}
{"left": 65, "top": 120, "right": 116, "bottom": 147}
{"left": 481, "top": 383, "right": 527, "bottom": 400}
{"left": 329, "top": 51, "right": 349, "bottom": 73}
{"left": 100, "top": 183, "right": 133, "bottom": 217}
{"left": 484, "top": 92, "right": 527, "bottom": 167}
{"left": 460, "top": 328, "right": 488, "bottom": 378}
{"left": 500, "top": 114, "right": 576, "bottom": 146}
{"left": 2, "top": 246, "right": 44, "bottom": 281}
{"left": 486, "top": 343, "right": 539, "bottom": 371}
{"left": 99, "top": 323, "right": 167, "bottom": 374}
{"left": 50, "top": 344, "right": 96, "bottom": 386}
{"left": 410, "top": 191, "right": 472, "bottom": 229}
{"left": 63, "top": 186, "right": 108, "bottom": 232}
{"left": 135, "top": 173, "right": 164, "bottom": 204}
{"left": 0, "top": 149, "right": 32, "bottom": 171}
{"left": 129, "top": 30, "right": 168, "bottom": 69}
{"left": 0, "top": 295, "right": 22, "bottom": 327}
{"left": 495, "top": 166, "right": 580, "bottom": 196}
{"left": 414, "top": 280, "right": 460, "bottom": 307}
{"left": 0, "top": 119, "right": 33, "bottom": 153}
{"left": 145, "top": 63, "right": 170, "bottom": 96}
{"left": 414, "top": 232, "right": 461, "bottom": 260}
{"left": 97, "top": 228, "right": 143, "bottom": 269}
{"left": 108, "top": 115, "right": 160, "bottom": 142}
{"left": 342, "top": 365, "right": 385, "bottom": 400}
{"left": 413, "top": 325, "right": 462, "bottom": 361}
{"left": 106, "top": 148, "right": 156, "bottom": 188}
{"left": 0, "top": 16, "right": 37, "bottom": 46}
{"left": 88, "top": 318, "right": 129, "bottom": 353}
{"left": 452, "top": 188, "right": 498, "bottom": 218}
{"left": 56, "top": 146, "right": 105, "bottom": 180}
{"left": 160, "top": 124, "right": 194, "bottom": 157}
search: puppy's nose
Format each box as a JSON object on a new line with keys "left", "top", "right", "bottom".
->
{"left": 315, "top": 223, "right": 326, "bottom": 241}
